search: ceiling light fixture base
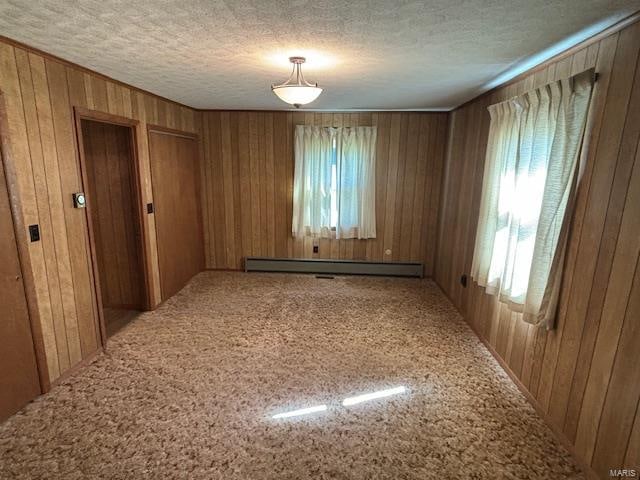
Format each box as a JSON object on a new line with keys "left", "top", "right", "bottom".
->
{"left": 271, "top": 56, "right": 323, "bottom": 108}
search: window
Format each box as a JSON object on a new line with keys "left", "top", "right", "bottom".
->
{"left": 292, "top": 125, "right": 377, "bottom": 240}
{"left": 470, "top": 69, "right": 594, "bottom": 328}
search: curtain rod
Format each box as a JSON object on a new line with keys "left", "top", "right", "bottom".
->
{"left": 495, "top": 68, "right": 597, "bottom": 108}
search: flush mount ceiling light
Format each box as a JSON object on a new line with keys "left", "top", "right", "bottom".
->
{"left": 271, "top": 56, "right": 323, "bottom": 108}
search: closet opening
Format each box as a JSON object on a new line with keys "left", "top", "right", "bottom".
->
{"left": 75, "top": 111, "right": 149, "bottom": 342}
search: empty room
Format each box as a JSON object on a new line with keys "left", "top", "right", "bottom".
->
{"left": 0, "top": 1, "right": 639, "bottom": 478}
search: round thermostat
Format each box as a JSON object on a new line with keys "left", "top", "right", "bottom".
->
{"left": 73, "top": 192, "right": 87, "bottom": 208}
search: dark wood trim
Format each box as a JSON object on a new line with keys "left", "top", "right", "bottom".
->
{"left": 67, "top": 110, "right": 106, "bottom": 357}
{"left": 103, "top": 303, "right": 144, "bottom": 310}
{"left": 73, "top": 107, "right": 152, "bottom": 349}
{"left": 147, "top": 123, "right": 199, "bottom": 139}
{"left": 126, "top": 120, "right": 154, "bottom": 313}
{"left": 146, "top": 127, "right": 164, "bottom": 300}
{"left": 0, "top": 92, "right": 50, "bottom": 392}
{"left": 454, "top": 10, "right": 640, "bottom": 111}
{"left": 204, "top": 268, "right": 243, "bottom": 272}
{"left": 75, "top": 108, "right": 152, "bottom": 309}
{"left": 50, "top": 346, "right": 104, "bottom": 388}
{"left": 0, "top": 34, "right": 193, "bottom": 112}
{"left": 74, "top": 107, "right": 140, "bottom": 128}
{"left": 193, "top": 109, "right": 450, "bottom": 113}
{"left": 73, "top": 112, "right": 107, "bottom": 348}
{"left": 139, "top": 290, "right": 181, "bottom": 312}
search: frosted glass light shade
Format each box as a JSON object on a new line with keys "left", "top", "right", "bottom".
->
{"left": 272, "top": 85, "right": 323, "bottom": 106}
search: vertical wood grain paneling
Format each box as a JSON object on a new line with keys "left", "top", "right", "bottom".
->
{"left": 434, "top": 19, "right": 640, "bottom": 479}
{"left": 0, "top": 43, "right": 60, "bottom": 381}
{"left": 0, "top": 38, "right": 197, "bottom": 384}
{"left": 200, "top": 111, "right": 449, "bottom": 270}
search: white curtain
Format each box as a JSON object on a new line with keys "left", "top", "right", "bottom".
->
{"left": 338, "top": 127, "right": 377, "bottom": 238}
{"left": 471, "top": 69, "right": 594, "bottom": 328}
{"left": 292, "top": 126, "right": 336, "bottom": 238}
{"left": 292, "top": 125, "right": 377, "bottom": 239}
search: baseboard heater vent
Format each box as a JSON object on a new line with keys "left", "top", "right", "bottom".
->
{"left": 245, "top": 257, "right": 423, "bottom": 278}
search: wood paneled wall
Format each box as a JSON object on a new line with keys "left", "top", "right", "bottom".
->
{"left": 199, "top": 111, "right": 448, "bottom": 272}
{"left": 0, "top": 38, "right": 197, "bottom": 384}
{"left": 81, "top": 120, "right": 144, "bottom": 310}
{"left": 434, "top": 19, "right": 640, "bottom": 478}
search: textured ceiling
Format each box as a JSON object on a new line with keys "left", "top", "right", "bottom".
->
{"left": 0, "top": 0, "right": 638, "bottom": 110}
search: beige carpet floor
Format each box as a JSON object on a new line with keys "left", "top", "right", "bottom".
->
{"left": 0, "top": 272, "right": 584, "bottom": 480}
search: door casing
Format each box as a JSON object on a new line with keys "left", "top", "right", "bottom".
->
{"left": 73, "top": 107, "right": 151, "bottom": 348}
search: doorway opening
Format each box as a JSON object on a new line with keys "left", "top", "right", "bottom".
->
{"left": 76, "top": 113, "right": 149, "bottom": 341}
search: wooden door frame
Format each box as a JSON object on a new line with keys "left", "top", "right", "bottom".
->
{"left": 0, "top": 91, "right": 49, "bottom": 392}
{"left": 146, "top": 124, "right": 204, "bottom": 300}
{"left": 73, "top": 107, "right": 151, "bottom": 348}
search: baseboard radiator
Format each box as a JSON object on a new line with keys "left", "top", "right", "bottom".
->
{"left": 244, "top": 257, "right": 423, "bottom": 278}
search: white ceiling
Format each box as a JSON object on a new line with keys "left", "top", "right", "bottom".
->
{"left": 0, "top": 0, "right": 638, "bottom": 110}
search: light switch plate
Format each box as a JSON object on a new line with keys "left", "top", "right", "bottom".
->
{"left": 28, "top": 224, "right": 40, "bottom": 242}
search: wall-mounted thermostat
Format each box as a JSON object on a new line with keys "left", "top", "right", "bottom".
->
{"left": 72, "top": 192, "right": 86, "bottom": 209}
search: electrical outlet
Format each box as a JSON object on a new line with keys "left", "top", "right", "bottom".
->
{"left": 313, "top": 245, "right": 319, "bottom": 253}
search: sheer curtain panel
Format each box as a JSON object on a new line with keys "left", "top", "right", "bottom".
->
{"left": 471, "top": 69, "right": 595, "bottom": 329}
{"left": 292, "top": 125, "right": 377, "bottom": 239}
{"left": 338, "top": 127, "right": 377, "bottom": 239}
{"left": 292, "top": 126, "right": 336, "bottom": 238}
